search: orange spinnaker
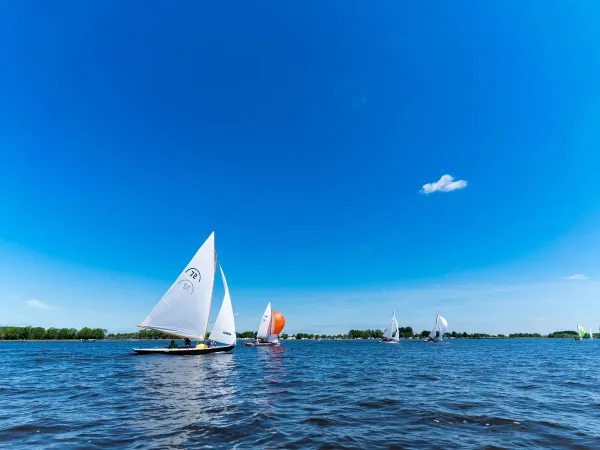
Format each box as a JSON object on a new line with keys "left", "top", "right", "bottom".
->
{"left": 271, "top": 311, "right": 286, "bottom": 335}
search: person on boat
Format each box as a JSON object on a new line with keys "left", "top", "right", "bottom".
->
{"left": 168, "top": 339, "right": 178, "bottom": 349}
{"left": 184, "top": 338, "right": 192, "bottom": 348}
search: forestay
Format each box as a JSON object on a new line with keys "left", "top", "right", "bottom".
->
{"left": 140, "top": 232, "right": 216, "bottom": 339}
{"left": 208, "top": 266, "right": 237, "bottom": 346}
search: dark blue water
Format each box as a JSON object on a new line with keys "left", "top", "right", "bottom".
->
{"left": 1, "top": 339, "right": 599, "bottom": 449}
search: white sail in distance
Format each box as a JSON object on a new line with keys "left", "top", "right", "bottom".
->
{"left": 257, "top": 302, "right": 272, "bottom": 340}
{"left": 140, "top": 232, "right": 216, "bottom": 340}
{"left": 577, "top": 323, "right": 586, "bottom": 340}
{"left": 429, "top": 313, "right": 448, "bottom": 341}
{"left": 589, "top": 327, "right": 594, "bottom": 341}
{"left": 383, "top": 310, "right": 399, "bottom": 341}
{"left": 438, "top": 315, "right": 448, "bottom": 341}
{"left": 208, "top": 265, "right": 237, "bottom": 346}
{"left": 429, "top": 313, "right": 439, "bottom": 340}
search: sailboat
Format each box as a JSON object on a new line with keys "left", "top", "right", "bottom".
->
{"left": 244, "top": 302, "right": 286, "bottom": 347}
{"left": 381, "top": 309, "right": 400, "bottom": 344}
{"left": 133, "top": 232, "right": 237, "bottom": 355}
{"left": 589, "top": 326, "right": 594, "bottom": 341}
{"left": 424, "top": 312, "right": 448, "bottom": 343}
{"left": 575, "top": 323, "right": 586, "bottom": 341}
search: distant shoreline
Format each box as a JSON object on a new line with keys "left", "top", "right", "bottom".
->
{"left": 0, "top": 336, "right": 587, "bottom": 343}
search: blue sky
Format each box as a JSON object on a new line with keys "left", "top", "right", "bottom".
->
{"left": 1, "top": 1, "right": 599, "bottom": 334}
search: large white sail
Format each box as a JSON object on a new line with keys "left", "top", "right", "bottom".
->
{"left": 140, "top": 232, "right": 216, "bottom": 340}
{"left": 438, "top": 315, "right": 448, "bottom": 341}
{"left": 393, "top": 317, "right": 400, "bottom": 341}
{"left": 257, "top": 302, "right": 272, "bottom": 340}
{"left": 208, "top": 266, "right": 236, "bottom": 346}
{"left": 383, "top": 310, "right": 399, "bottom": 341}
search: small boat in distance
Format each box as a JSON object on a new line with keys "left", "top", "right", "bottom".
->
{"left": 244, "top": 302, "right": 285, "bottom": 347}
{"left": 133, "top": 232, "right": 237, "bottom": 355}
{"left": 589, "top": 326, "right": 594, "bottom": 341}
{"left": 381, "top": 309, "right": 400, "bottom": 344}
{"left": 424, "top": 312, "right": 448, "bottom": 343}
{"left": 575, "top": 323, "right": 586, "bottom": 341}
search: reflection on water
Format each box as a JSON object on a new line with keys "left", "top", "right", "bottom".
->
{"left": 133, "top": 351, "right": 238, "bottom": 448}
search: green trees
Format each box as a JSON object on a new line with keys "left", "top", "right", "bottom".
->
{"left": 280, "top": 333, "right": 289, "bottom": 340}
{"left": 347, "top": 329, "right": 384, "bottom": 339}
{"left": 0, "top": 326, "right": 106, "bottom": 340}
{"left": 30, "top": 327, "right": 46, "bottom": 340}
{"left": 508, "top": 333, "right": 542, "bottom": 338}
{"left": 547, "top": 330, "right": 578, "bottom": 338}
{"left": 236, "top": 331, "right": 257, "bottom": 339}
{"left": 398, "top": 327, "right": 413, "bottom": 338}
{"left": 58, "top": 328, "right": 77, "bottom": 339}
{"left": 45, "top": 328, "right": 59, "bottom": 339}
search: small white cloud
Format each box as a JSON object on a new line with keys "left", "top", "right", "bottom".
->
{"left": 562, "top": 274, "right": 588, "bottom": 280}
{"left": 26, "top": 299, "right": 60, "bottom": 310}
{"left": 421, "top": 174, "right": 467, "bottom": 194}
{"left": 534, "top": 317, "right": 545, "bottom": 321}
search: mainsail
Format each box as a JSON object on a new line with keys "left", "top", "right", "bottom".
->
{"left": 383, "top": 310, "right": 400, "bottom": 342}
{"left": 589, "top": 326, "right": 594, "bottom": 341}
{"left": 257, "top": 302, "right": 272, "bottom": 340}
{"left": 139, "top": 232, "right": 216, "bottom": 340}
{"left": 208, "top": 266, "right": 237, "bottom": 346}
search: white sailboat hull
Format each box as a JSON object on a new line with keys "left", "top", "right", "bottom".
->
{"left": 243, "top": 341, "right": 280, "bottom": 347}
{"left": 381, "top": 340, "right": 399, "bottom": 344}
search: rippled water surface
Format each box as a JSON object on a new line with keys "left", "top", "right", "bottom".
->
{"left": 1, "top": 339, "right": 600, "bottom": 449}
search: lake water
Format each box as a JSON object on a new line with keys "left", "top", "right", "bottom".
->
{"left": 1, "top": 339, "right": 599, "bottom": 449}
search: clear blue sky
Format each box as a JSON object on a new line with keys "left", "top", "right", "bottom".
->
{"left": 1, "top": 1, "right": 599, "bottom": 334}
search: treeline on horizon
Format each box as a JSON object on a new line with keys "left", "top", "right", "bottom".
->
{"left": 0, "top": 327, "right": 595, "bottom": 341}
{"left": 0, "top": 326, "right": 107, "bottom": 340}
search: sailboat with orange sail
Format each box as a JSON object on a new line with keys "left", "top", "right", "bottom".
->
{"left": 244, "top": 302, "right": 286, "bottom": 347}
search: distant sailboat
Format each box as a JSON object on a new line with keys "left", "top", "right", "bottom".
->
{"left": 590, "top": 326, "right": 594, "bottom": 341}
{"left": 244, "top": 302, "right": 286, "bottom": 347}
{"left": 424, "top": 313, "right": 448, "bottom": 343}
{"left": 381, "top": 309, "right": 400, "bottom": 344}
{"left": 133, "top": 232, "right": 237, "bottom": 355}
{"left": 575, "top": 323, "right": 586, "bottom": 341}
